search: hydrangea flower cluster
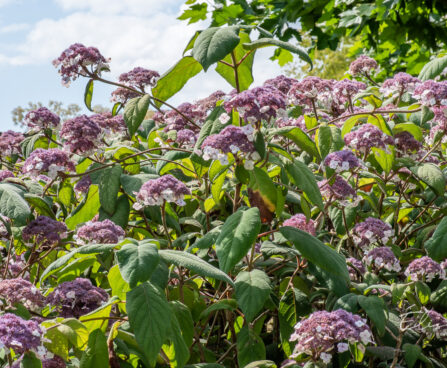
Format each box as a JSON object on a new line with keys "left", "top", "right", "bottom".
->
{"left": 60, "top": 115, "right": 102, "bottom": 155}
{"left": 161, "top": 102, "right": 206, "bottom": 132}
{"left": 1, "top": 254, "right": 26, "bottom": 279}
{"left": 264, "top": 75, "right": 296, "bottom": 94}
{"left": 0, "top": 130, "right": 24, "bottom": 156}
{"left": 404, "top": 256, "right": 446, "bottom": 282}
{"left": 380, "top": 72, "right": 420, "bottom": 96}
{"left": 225, "top": 86, "right": 287, "bottom": 123}
{"left": 41, "top": 356, "right": 66, "bottom": 368}
{"left": 413, "top": 80, "right": 447, "bottom": 106}
{"left": 22, "top": 148, "right": 75, "bottom": 178}
{"left": 347, "top": 257, "right": 366, "bottom": 281}
{"left": 333, "top": 79, "right": 366, "bottom": 106}
{"left": 323, "top": 150, "right": 360, "bottom": 172}
{"left": 318, "top": 175, "right": 357, "bottom": 201}
{"left": 74, "top": 175, "right": 92, "bottom": 193}
{"left": 134, "top": 175, "right": 190, "bottom": 208}
{"left": 352, "top": 217, "right": 393, "bottom": 249}
{"left": 0, "top": 278, "right": 44, "bottom": 309}
{"left": 176, "top": 129, "right": 197, "bottom": 147}
{"left": 283, "top": 214, "right": 316, "bottom": 236}
{"left": 349, "top": 55, "right": 378, "bottom": 76}
{"left": 0, "top": 313, "right": 44, "bottom": 355}
{"left": 394, "top": 131, "right": 422, "bottom": 154}
{"left": 47, "top": 278, "right": 108, "bottom": 318}
{"left": 53, "top": 43, "right": 110, "bottom": 86}
{"left": 421, "top": 309, "right": 447, "bottom": 339}
{"left": 90, "top": 112, "right": 126, "bottom": 135}
{"left": 289, "top": 309, "right": 373, "bottom": 364}
{"left": 76, "top": 219, "right": 125, "bottom": 244}
{"left": 201, "top": 125, "right": 260, "bottom": 169}
{"left": 194, "top": 90, "right": 226, "bottom": 113}
{"left": 22, "top": 216, "right": 68, "bottom": 248}
{"left": 288, "top": 76, "right": 332, "bottom": 109}
{"left": 24, "top": 107, "right": 60, "bottom": 131}
{"left": 111, "top": 67, "right": 160, "bottom": 103}
{"left": 0, "top": 169, "right": 14, "bottom": 182}
{"left": 275, "top": 116, "right": 306, "bottom": 129}
{"left": 0, "top": 215, "right": 10, "bottom": 242}
{"left": 363, "top": 247, "right": 401, "bottom": 272}
{"left": 344, "top": 124, "right": 394, "bottom": 153}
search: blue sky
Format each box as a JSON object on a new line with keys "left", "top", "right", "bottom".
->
{"left": 0, "top": 0, "right": 284, "bottom": 131}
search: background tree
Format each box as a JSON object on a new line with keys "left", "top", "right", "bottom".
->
{"left": 179, "top": 0, "right": 447, "bottom": 76}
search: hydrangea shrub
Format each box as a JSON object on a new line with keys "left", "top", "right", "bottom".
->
{"left": 0, "top": 27, "right": 447, "bottom": 368}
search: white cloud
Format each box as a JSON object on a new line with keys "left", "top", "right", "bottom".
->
{"left": 0, "top": 23, "right": 28, "bottom": 34}
{"left": 0, "top": 0, "right": 18, "bottom": 7}
{"left": 0, "top": 0, "right": 286, "bottom": 105}
{"left": 53, "top": 0, "right": 182, "bottom": 15}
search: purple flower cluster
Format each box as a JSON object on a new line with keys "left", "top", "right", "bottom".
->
{"left": 0, "top": 169, "right": 14, "bottom": 182}
{"left": 363, "top": 247, "right": 401, "bottom": 272}
{"left": 201, "top": 125, "right": 260, "bottom": 169}
{"left": 53, "top": 43, "right": 110, "bottom": 86}
{"left": 0, "top": 130, "right": 24, "bottom": 156}
{"left": 352, "top": 217, "right": 393, "bottom": 249}
{"left": 333, "top": 79, "right": 366, "bottom": 106}
{"left": 323, "top": 150, "right": 360, "bottom": 172}
{"left": 118, "top": 67, "right": 159, "bottom": 90}
{"left": 47, "top": 277, "right": 108, "bottom": 318}
{"left": 344, "top": 124, "right": 394, "bottom": 153}
{"left": 264, "top": 75, "right": 296, "bottom": 95}
{"left": 74, "top": 175, "right": 92, "bottom": 193}
{"left": 225, "top": 86, "right": 287, "bottom": 123}
{"left": 176, "top": 129, "right": 196, "bottom": 147}
{"left": 194, "top": 90, "right": 226, "bottom": 113}
{"left": 289, "top": 309, "right": 373, "bottom": 363}
{"left": 394, "top": 131, "right": 422, "bottom": 154}
{"left": 22, "top": 148, "right": 75, "bottom": 178}
{"left": 24, "top": 107, "right": 60, "bottom": 131}
{"left": 111, "top": 87, "right": 140, "bottom": 104}
{"left": 380, "top": 72, "right": 420, "bottom": 96}
{"left": 275, "top": 116, "right": 306, "bottom": 129}
{"left": 0, "top": 313, "right": 43, "bottom": 354}
{"left": 347, "top": 257, "right": 366, "bottom": 281}
{"left": 134, "top": 174, "right": 190, "bottom": 208}
{"left": 413, "top": 80, "right": 447, "bottom": 106}
{"left": 422, "top": 309, "right": 447, "bottom": 339}
{"left": 0, "top": 278, "right": 44, "bottom": 309}
{"left": 161, "top": 102, "right": 206, "bottom": 133}
{"left": 288, "top": 76, "right": 332, "bottom": 109}
{"left": 318, "top": 175, "right": 357, "bottom": 201}
{"left": 404, "top": 256, "right": 446, "bottom": 282}
{"left": 0, "top": 214, "right": 10, "bottom": 241}
{"left": 349, "top": 55, "right": 378, "bottom": 76}
{"left": 42, "top": 356, "right": 66, "bottom": 368}
{"left": 76, "top": 219, "right": 125, "bottom": 244}
{"left": 22, "top": 216, "right": 67, "bottom": 248}
{"left": 283, "top": 214, "right": 316, "bottom": 236}
{"left": 60, "top": 115, "right": 102, "bottom": 155}
{"left": 90, "top": 112, "right": 126, "bottom": 135}
{"left": 1, "top": 254, "right": 26, "bottom": 279}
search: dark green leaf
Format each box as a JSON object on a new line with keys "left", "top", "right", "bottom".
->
{"left": 79, "top": 329, "right": 108, "bottom": 368}
{"left": 410, "top": 163, "right": 445, "bottom": 196}
{"left": 0, "top": 183, "right": 31, "bottom": 225}
{"left": 98, "top": 165, "right": 122, "bottom": 215}
{"left": 418, "top": 55, "right": 447, "bottom": 81}
{"left": 84, "top": 79, "right": 94, "bottom": 112}
{"left": 358, "top": 295, "right": 386, "bottom": 336}
{"left": 124, "top": 95, "right": 151, "bottom": 136}
{"left": 237, "top": 326, "right": 266, "bottom": 367}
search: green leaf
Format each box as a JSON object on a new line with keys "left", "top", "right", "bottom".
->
{"left": 24, "top": 194, "right": 55, "bottom": 219}
{"left": 403, "top": 343, "right": 421, "bottom": 368}
{"left": 415, "top": 281, "right": 431, "bottom": 305}
{"left": 418, "top": 55, "right": 447, "bottom": 81}
{"left": 199, "top": 299, "right": 238, "bottom": 320}
{"left": 285, "top": 160, "right": 324, "bottom": 210}
{"left": 235, "top": 270, "right": 271, "bottom": 322}
{"left": 116, "top": 241, "right": 160, "bottom": 288}
{"left": 163, "top": 309, "right": 190, "bottom": 368}
{"left": 192, "top": 26, "right": 241, "bottom": 71}
{"left": 372, "top": 147, "right": 394, "bottom": 174}
{"left": 410, "top": 163, "right": 445, "bottom": 196}
{"left": 194, "top": 106, "right": 226, "bottom": 150}
{"left": 215, "top": 31, "right": 255, "bottom": 91}
{"left": 244, "top": 361, "right": 277, "bottom": 368}
{"left": 271, "top": 127, "right": 319, "bottom": 159}
{"left": 84, "top": 79, "right": 94, "bottom": 112}
{"left": 20, "top": 353, "right": 42, "bottom": 368}
{"left": 425, "top": 217, "right": 447, "bottom": 261}
{"left": 152, "top": 57, "right": 203, "bottom": 106}
{"left": 249, "top": 167, "right": 277, "bottom": 213}
{"left": 0, "top": 183, "right": 31, "bottom": 225}
{"left": 280, "top": 227, "right": 350, "bottom": 283}
{"left": 127, "top": 282, "right": 172, "bottom": 363}
{"left": 242, "top": 38, "right": 312, "bottom": 69}
{"left": 98, "top": 194, "right": 130, "bottom": 228}
{"left": 159, "top": 249, "right": 234, "bottom": 286}
{"left": 357, "top": 295, "right": 386, "bottom": 336}
{"left": 98, "top": 165, "right": 122, "bottom": 215}
{"left": 237, "top": 326, "right": 266, "bottom": 367}
{"left": 170, "top": 301, "right": 194, "bottom": 347}
{"left": 177, "top": 2, "right": 208, "bottom": 24}
{"left": 120, "top": 173, "right": 159, "bottom": 195}
{"left": 79, "top": 329, "right": 109, "bottom": 368}
{"left": 124, "top": 94, "right": 151, "bottom": 136}
{"left": 66, "top": 185, "right": 101, "bottom": 230}
{"left": 215, "top": 207, "right": 261, "bottom": 273}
